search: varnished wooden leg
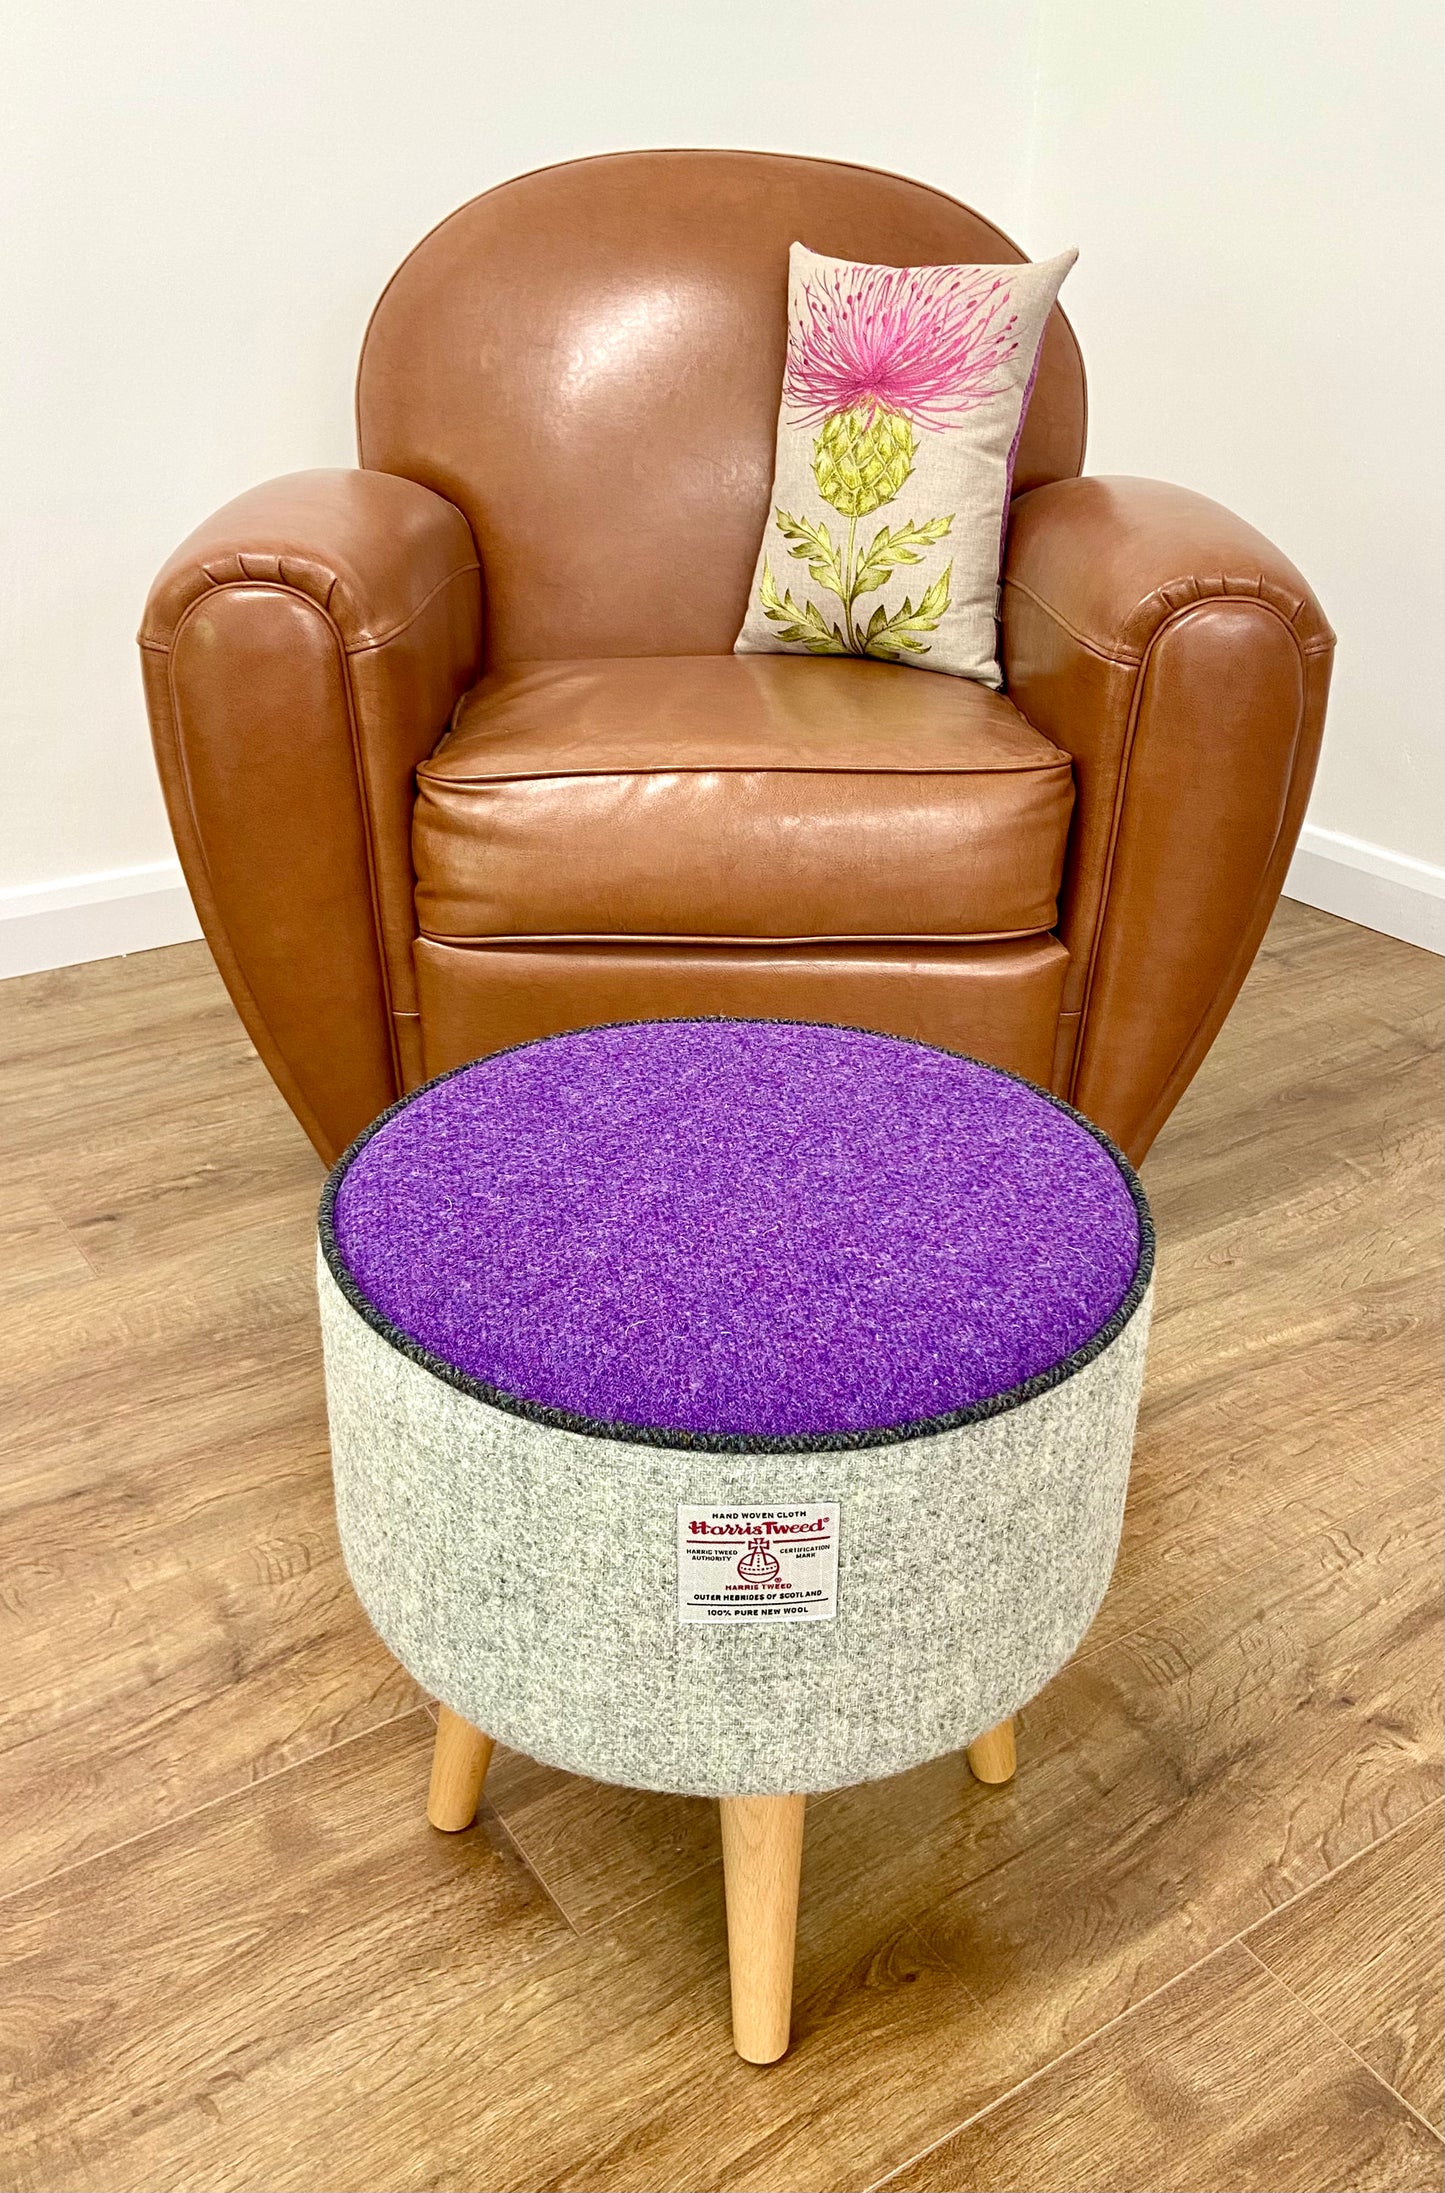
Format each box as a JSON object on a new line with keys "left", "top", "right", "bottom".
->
{"left": 966, "top": 1716, "right": 1017, "bottom": 1785}
{"left": 719, "top": 1793, "right": 806, "bottom": 2064}
{"left": 426, "top": 1704, "right": 494, "bottom": 1830}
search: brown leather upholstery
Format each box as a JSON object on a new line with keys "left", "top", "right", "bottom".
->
{"left": 414, "top": 657, "right": 1073, "bottom": 943}
{"left": 415, "top": 938, "right": 1070, "bottom": 1090}
{"left": 358, "top": 151, "right": 1084, "bottom": 665}
{"left": 1001, "top": 475, "right": 1334, "bottom": 1155}
{"left": 140, "top": 469, "right": 481, "bottom": 1150}
{"left": 139, "top": 151, "right": 1333, "bottom": 1169}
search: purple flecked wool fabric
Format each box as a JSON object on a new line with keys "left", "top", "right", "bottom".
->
{"left": 330, "top": 1021, "right": 1141, "bottom": 1439}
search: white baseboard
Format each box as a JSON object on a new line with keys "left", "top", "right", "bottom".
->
{"left": 1282, "top": 824, "right": 1445, "bottom": 956}
{"left": 2, "top": 825, "right": 1440, "bottom": 982}
{"left": 0, "top": 860, "right": 203, "bottom": 980}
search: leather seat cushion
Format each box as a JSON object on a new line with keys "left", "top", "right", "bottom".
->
{"left": 413, "top": 655, "right": 1073, "bottom": 943}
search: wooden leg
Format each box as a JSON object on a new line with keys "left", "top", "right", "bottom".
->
{"left": 966, "top": 1716, "right": 1017, "bottom": 1785}
{"left": 426, "top": 1705, "right": 495, "bottom": 1831}
{"left": 719, "top": 1793, "right": 806, "bottom": 2065}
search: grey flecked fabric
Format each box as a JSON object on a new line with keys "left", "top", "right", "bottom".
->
{"left": 317, "top": 1253, "right": 1150, "bottom": 1797}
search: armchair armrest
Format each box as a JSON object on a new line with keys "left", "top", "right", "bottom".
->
{"left": 1002, "top": 475, "right": 1334, "bottom": 1161}
{"left": 140, "top": 469, "right": 482, "bottom": 1159}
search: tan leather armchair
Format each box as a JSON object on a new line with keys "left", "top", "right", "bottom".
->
{"left": 140, "top": 151, "right": 1333, "bottom": 1167}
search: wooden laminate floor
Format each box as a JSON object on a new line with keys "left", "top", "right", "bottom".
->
{"left": 0, "top": 900, "right": 1441, "bottom": 2193}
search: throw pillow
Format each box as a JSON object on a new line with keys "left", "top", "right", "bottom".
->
{"left": 734, "top": 242, "right": 1077, "bottom": 686}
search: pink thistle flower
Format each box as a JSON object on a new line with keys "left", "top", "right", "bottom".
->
{"left": 783, "top": 261, "right": 1020, "bottom": 432}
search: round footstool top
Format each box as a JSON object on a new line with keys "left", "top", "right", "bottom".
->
{"left": 321, "top": 1019, "right": 1150, "bottom": 1450}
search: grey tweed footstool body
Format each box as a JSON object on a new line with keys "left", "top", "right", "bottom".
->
{"left": 317, "top": 1018, "right": 1152, "bottom": 2061}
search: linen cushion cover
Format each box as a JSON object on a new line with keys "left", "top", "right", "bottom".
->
{"left": 735, "top": 242, "right": 1077, "bottom": 687}
{"left": 318, "top": 1020, "right": 1152, "bottom": 1794}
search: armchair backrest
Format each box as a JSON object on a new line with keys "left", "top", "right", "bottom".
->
{"left": 357, "top": 150, "right": 1085, "bottom": 666}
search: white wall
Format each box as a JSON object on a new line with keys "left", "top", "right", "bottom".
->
{"left": 1027, "top": 0, "right": 1445, "bottom": 950}
{"left": 1, "top": 1, "right": 1439, "bottom": 973}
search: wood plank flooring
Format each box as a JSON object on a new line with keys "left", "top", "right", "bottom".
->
{"left": 0, "top": 901, "right": 1440, "bottom": 2192}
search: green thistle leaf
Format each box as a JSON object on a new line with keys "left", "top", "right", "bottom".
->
{"left": 758, "top": 562, "right": 848, "bottom": 654}
{"left": 912, "top": 565, "right": 952, "bottom": 623}
{"left": 861, "top": 559, "right": 954, "bottom": 661}
{"left": 852, "top": 515, "right": 954, "bottom": 599}
{"left": 773, "top": 509, "right": 846, "bottom": 599}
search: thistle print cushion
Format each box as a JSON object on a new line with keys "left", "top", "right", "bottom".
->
{"left": 735, "top": 243, "right": 1077, "bottom": 686}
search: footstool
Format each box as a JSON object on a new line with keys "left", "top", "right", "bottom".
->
{"left": 317, "top": 1019, "right": 1153, "bottom": 2062}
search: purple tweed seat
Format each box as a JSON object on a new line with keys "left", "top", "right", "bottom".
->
{"left": 324, "top": 1019, "right": 1149, "bottom": 1451}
